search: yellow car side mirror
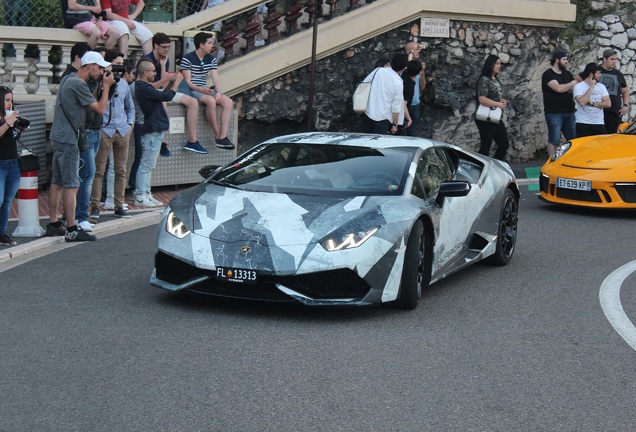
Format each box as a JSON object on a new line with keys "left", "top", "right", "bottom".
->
{"left": 618, "top": 122, "right": 629, "bottom": 132}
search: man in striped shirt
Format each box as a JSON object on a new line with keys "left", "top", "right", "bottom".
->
{"left": 180, "top": 32, "right": 235, "bottom": 150}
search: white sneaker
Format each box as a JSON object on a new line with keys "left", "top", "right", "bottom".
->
{"left": 77, "top": 220, "right": 95, "bottom": 232}
{"left": 134, "top": 193, "right": 158, "bottom": 207}
{"left": 147, "top": 194, "right": 163, "bottom": 206}
{"left": 104, "top": 199, "right": 115, "bottom": 210}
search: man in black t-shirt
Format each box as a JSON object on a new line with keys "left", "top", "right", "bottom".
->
{"left": 541, "top": 49, "right": 577, "bottom": 158}
{"left": 598, "top": 49, "right": 630, "bottom": 133}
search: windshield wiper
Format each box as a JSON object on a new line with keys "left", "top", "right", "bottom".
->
{"left": 208, "top": 179, "right": 241, "bottom": 190}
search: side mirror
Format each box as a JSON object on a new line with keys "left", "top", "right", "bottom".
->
{"left": 199, "top": 165, "right": 221, "bottom": 179}
{"left": 435, "top": 181, "right": 471, "bottom": 207}
{"left": 618, "top": 122, "right": 629, "bottom": 133}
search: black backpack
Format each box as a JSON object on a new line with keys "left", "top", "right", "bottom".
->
{"left": 60, "top": 0, "right": 93, "bottom": 29}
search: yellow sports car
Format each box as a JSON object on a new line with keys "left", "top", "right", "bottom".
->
{"left": 539, "top": 122, "right": 636, "bottom": 209}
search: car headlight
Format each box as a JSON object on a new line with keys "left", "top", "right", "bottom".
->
{"left": 320, "top": 227, "right": 379, "bottom": 251}
{"left": 166, "top": 211, "right": 191, "bottom": 239}
{"left": 550, "top": 141, "right": 571, "bottom": 162}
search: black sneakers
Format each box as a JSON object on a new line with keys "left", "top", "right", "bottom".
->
{"left": 64, "top": 226, "right": 96, "bottom": 242}
{"left": 114, "top": 206, "right": 131, "bottom": 218}
{"left": 215, "top": 137, "right": 235, "bottom": 150}
{"left": 88, "top": 206, "right": 100, "bottom": 224}
{"left": 45, "top": 223, "right": 67, "bottom": 237}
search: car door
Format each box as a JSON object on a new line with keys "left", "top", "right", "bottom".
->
{"left": 414, "top": 148, "right": 475, "bottom": 275}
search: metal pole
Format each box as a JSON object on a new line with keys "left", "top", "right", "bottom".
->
{"left": 307, "top": 1, "right": 319, "bottom": 132}
{"left": 173, "top": 0, "right": 177, "bottom": 22}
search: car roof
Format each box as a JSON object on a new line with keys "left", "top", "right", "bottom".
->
{"left": 262, "top": 132, "right": 439, "bottom": 151}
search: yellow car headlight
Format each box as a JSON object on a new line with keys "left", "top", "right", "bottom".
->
{"left": 551, "top": 141, "right": 571, "bottom": 162}
{"left": 166, "top": 211, "right": 191, "bottom": 239}
{"left": 320, "top": 227, "right": 379, "bottom": 251}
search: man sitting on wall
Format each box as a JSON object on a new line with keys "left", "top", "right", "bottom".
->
{"left": 101, "top": 0, "right": 153, "bottom": 56}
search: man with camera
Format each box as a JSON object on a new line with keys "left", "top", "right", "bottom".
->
{"left": 63, "top": 0, "right": 122, "bottom": 50}
{"left": 60, "top": 42, "right": 104, "bottom": 233}
{"left": 48, "top": 51, "right": 116, "bottom": 242}
{"left": 90, "top": 50, "right": 135, "bottom": 220}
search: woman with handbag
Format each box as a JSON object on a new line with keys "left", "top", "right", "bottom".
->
{"left": 0, "top": 86, "right": 20, "bottom": 246}
{"left": 475, "top": 55, "right": 510, "bottom": 160}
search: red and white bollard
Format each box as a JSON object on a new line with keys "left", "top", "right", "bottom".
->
{"left": 12, "top": 157, "right": 45, "bottom": 238}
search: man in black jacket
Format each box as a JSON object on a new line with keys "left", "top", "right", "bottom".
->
{"left": 133, "top": 58, "right": 183, "bottom": 207}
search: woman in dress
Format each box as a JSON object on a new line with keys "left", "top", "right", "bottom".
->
{"left": 0, "top": 86, "right": 21, "bottom": 246}
{"left": 475, "top": 54, "right": 510, "bottom": 160}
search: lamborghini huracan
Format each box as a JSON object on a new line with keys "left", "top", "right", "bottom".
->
{"left": 151, "top": 133, "right": 519, "bottom": 309}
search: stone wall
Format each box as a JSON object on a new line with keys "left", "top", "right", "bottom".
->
{"left": 237, "top": 4, "right": 636, "bottom": 162}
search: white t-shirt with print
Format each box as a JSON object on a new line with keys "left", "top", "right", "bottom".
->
{"left": 573, "top": 81, "right": 609, "bottom": 125}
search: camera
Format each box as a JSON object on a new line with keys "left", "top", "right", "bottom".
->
{"left": 15, "top": 116, "right": 30, "bottom": 129}
{"left": 94, "top": 10, "right": 107, "bottom": 19}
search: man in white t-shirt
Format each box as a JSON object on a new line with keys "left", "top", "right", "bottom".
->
{"left": 573, "top": 62, "right": 611, "bottom": 137}
{"left": 363, "top": 54, "right": 412, "bottom": 135}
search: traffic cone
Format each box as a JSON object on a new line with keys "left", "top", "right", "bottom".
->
{"left": 12, "top": 151, "right": 45, "bottom": 238}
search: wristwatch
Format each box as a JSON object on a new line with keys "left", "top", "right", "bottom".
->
{"left": 623, "top": 103, "right": 629, "bottom": 107}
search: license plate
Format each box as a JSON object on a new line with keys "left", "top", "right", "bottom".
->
{"left": 215, "top": 267, "right": 258, "bottom": 284}
{"left": 556, "top": 177, "right": 591, "bottom": 191}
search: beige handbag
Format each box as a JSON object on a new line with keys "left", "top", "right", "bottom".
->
{"left": 353, "top": 68, "right": 379, "bottom": 114}
{"left": 476, "top": 104, "right": 502, "bottom": 123}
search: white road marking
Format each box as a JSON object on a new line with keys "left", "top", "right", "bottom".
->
{"left": 599, "top": 260, "right": 636, "bottom": 351}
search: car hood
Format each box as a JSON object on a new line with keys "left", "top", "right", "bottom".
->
{"left": 168, "top": 183, "right": 398, "bottom": 246}
{"left": 564, "top": 135, "right": 636, "bottom": 169}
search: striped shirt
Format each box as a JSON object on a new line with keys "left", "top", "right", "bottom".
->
{"left": 180, "top": 51, "right": 217, "bottom": 88}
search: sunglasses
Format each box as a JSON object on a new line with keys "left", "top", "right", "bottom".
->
{"left": 0, "top": 85, "right": 12, "bottom": 92}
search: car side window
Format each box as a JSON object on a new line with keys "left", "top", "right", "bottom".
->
{"left": 415, "top": 148, "right": 454, "bottom": 199}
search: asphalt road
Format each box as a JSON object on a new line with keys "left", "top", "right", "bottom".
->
{"left": 1, "top": 186, "right": 635, "bottom": 431}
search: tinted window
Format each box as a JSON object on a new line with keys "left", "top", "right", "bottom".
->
{"left": 211, "top": 143, "right": 412, "bottom": 196}
{"left": 415, "top": 148, "right": 454, "bottom": 198}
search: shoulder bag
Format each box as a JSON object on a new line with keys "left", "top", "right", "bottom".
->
{"left": 475, "top": 104, "right": 503, "bottom": 123}
{"left": 353, "top": 68, "right": 380, "bottom": 114}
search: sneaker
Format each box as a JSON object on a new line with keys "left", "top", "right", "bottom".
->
{"left": 104, "top": 199, "right": 115, "bottom": 210}
{"left": 215, "top": 136, "right": 235, "bottom": 150}
{"left": 184, "top": 141, "right": 208, "bottom": 154}
{"left": 0, "top": 233, "right": 17, "bottom": 246}
{"left": 45, "top": 223, "right": 67, "bottom": 236}
{"left": 64, "top": 226, "right": 97, "bottom": 242}
{"left": 77, "top": 221, "right": 95, "bottom": 232}
{"left": 134, "top": 193, "right": 158, "bottom": 207}
{"left": 114, "top": 206, "right": 132, "bottom": 218}
{"left": 160, "top": 142, "right": 172, "bottom": 157}
{"left": 147, "top": 194, "right": 163, "bottom": 206}
{"left": 89, "top": 206, "right": 100, "bottom": 223}
{"left": 254, "top": 39, "right": 265, "bottom": 48}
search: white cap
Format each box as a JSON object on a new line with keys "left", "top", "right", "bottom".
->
{"left": 81, "top": 51, "right": 111, "bottom": 68}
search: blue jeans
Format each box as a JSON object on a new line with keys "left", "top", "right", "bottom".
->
{"left": 128, "top": 123, "right": 143, "bottom": 190}
{"left": 76, "top": 129, "right": 100, "bottom": 223}
{"left": 0, "top": 159, "right": 20, "bottom": 234}
{"left": 406, "top": 104, "right": 420, "bottom": 136}
{"left": 545, "top": 112, "right": 576, "bottom": 145}
{"left": 135, "top": 132, "right": 164, "bottom": 196}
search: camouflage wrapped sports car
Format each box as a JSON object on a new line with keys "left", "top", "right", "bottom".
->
{"left": 151, "top": 133, "right": 519, "bottom": 309}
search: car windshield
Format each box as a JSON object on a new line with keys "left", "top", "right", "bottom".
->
{"left": 209, "top": 143, "right": 412, "bottom": 196}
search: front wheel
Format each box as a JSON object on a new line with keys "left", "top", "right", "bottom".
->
{"left": 395, "top": 220, "right": 432, "bottom": 310}
{"left": 485, "top": 188, "right": 518, "bottom": 266}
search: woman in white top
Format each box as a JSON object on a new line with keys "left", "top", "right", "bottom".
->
{"left": 573, "top": 62, "right": 611, "bottom": 137}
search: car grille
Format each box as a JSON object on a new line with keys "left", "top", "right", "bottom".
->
{"left": 155, "top": 252, "right": 371, "bottom": 300}
{"left": 615, "top": 184, "right": 636, "bottom": 203}
{"left": 539, "top": 175, "right": 549, "bottom": 193}
{"left": 555, "top": 188, "right": 602, "bottom": 203}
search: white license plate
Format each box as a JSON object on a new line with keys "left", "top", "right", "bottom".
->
{"left": 556, "top": 177, "right": 591, "bottom": 191}
{"left": 215, "top": 267, "right": 258, "bottom": 284}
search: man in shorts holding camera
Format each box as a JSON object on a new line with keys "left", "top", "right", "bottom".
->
{"left": 48, "top": 52, "right": 115, "bottom": 242}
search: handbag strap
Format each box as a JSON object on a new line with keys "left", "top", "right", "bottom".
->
{"left": 57, "top": 75, "right": 79, "bottom": 135}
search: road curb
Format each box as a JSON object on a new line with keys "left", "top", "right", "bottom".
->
{"left": 0, "top": 211, "right": 162, "bottom": 264}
